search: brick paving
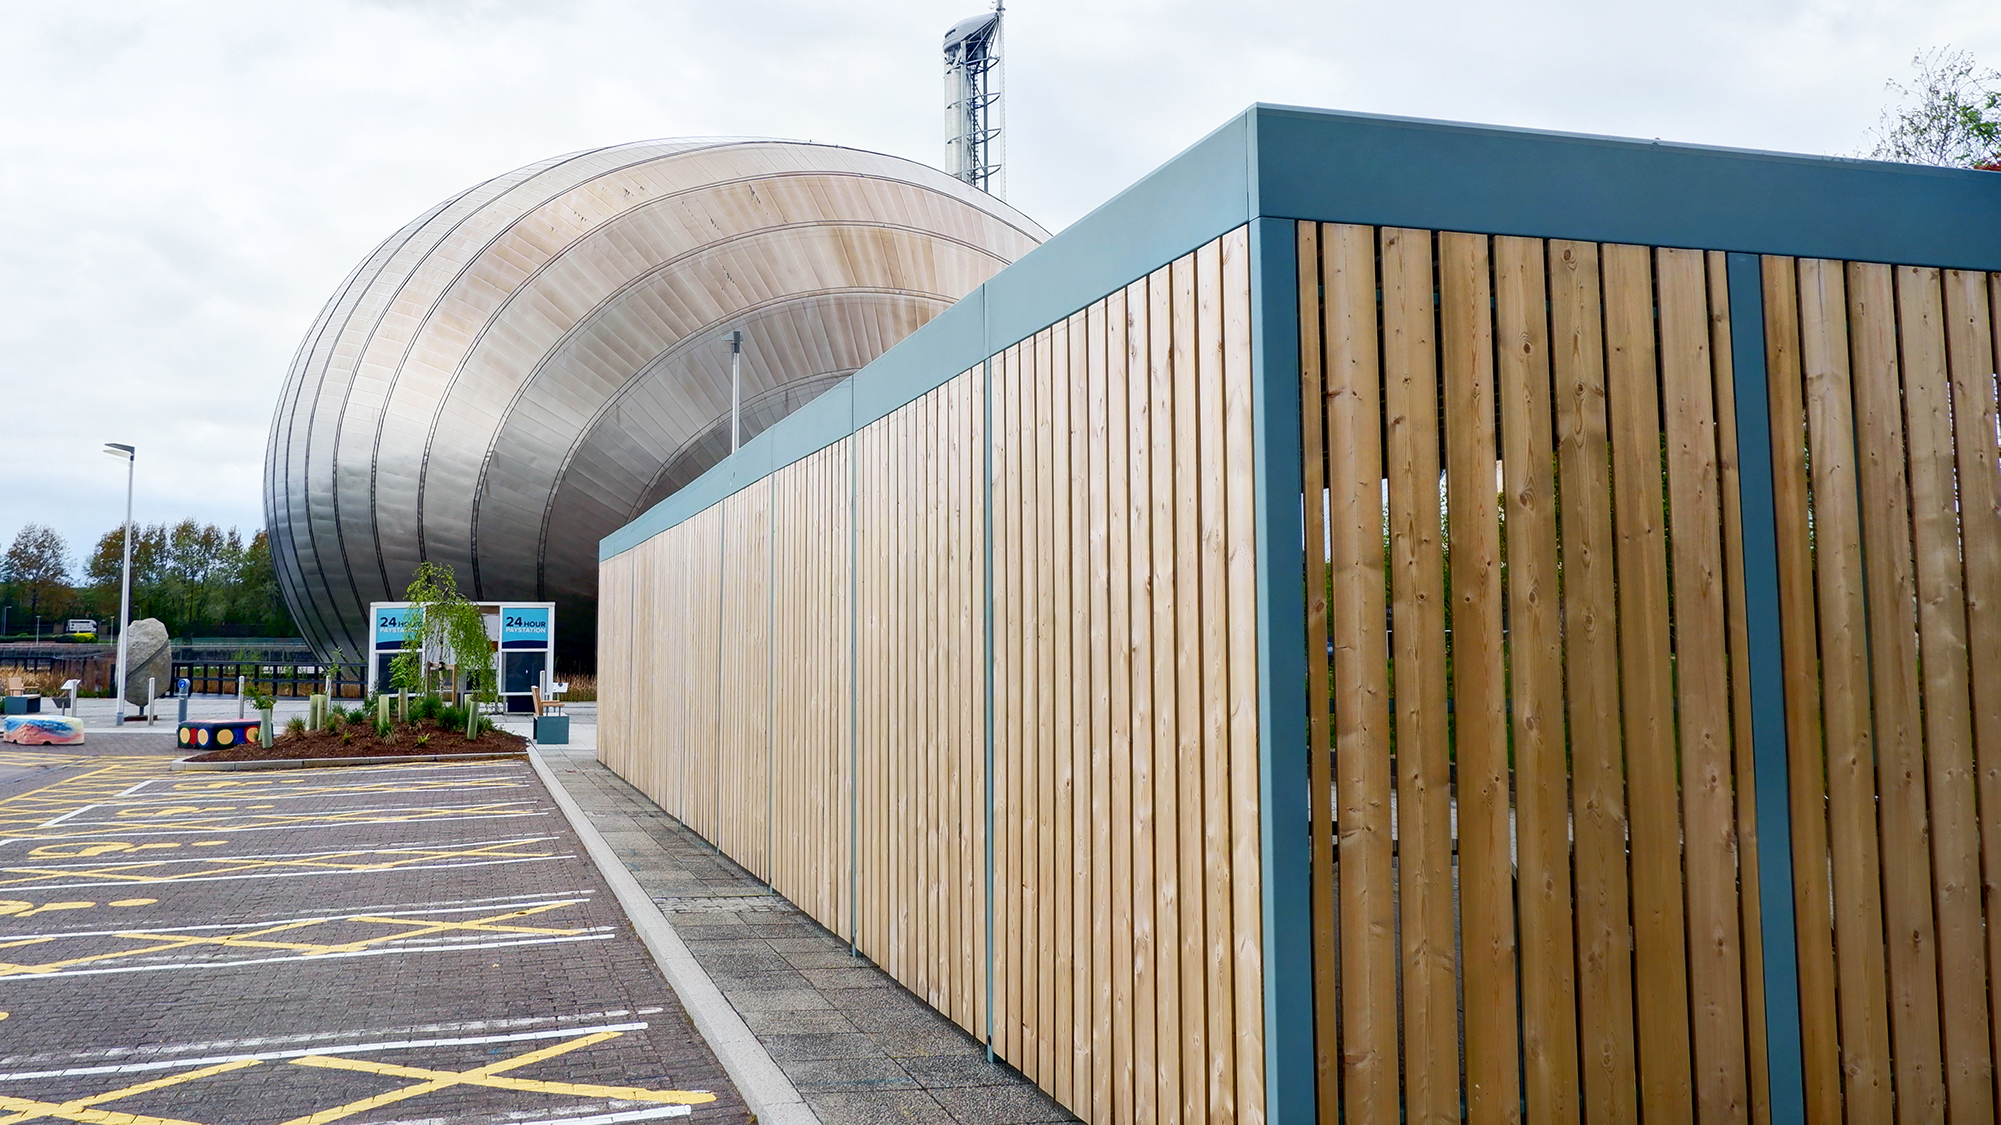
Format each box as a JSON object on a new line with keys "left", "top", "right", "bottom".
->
{"left": 533, "top": 729, "right": 1078, "bottom": 1125}
{"left": 0, "top": 742, "right": 749, "bottom": 1125}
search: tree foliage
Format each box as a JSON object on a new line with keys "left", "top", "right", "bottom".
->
{"left": 0, "top": 519, "right": 294, "bottom": 638}
{"left": 1868, "top": 47, "right": 2001, "bottom": 169}
{"left": 1, "top": 525, "right": 70, "bottom": 621}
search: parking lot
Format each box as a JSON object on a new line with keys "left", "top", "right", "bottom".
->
{"left": 0, "top": 741, "right": 748, "bottom": 1125}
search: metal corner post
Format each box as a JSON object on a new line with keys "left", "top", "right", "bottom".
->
{"left": 1724, "top": 251, "right": 1807, "bottom": 1125}
{"left": 1249, "top": 214, "right": 1314, "bottom": 1121}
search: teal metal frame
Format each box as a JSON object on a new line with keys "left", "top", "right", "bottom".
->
{"left": 600, "top": 102, "right": 2001, "bottom": 1124}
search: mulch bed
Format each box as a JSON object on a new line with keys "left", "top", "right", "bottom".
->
{"left": 188, "top": 720, "right": 528, "bottom": 762}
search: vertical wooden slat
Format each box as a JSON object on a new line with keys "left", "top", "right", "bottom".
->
{"left": 1603, "top": 242, "right": 1695, "bottom": 1124}
{"left": 1943, "top": 269, "right": 2001, "bottom": 1110}
{"left": 1298, "top": 223, "right": 1340, "bottom": 1123}
{"left": 1798, "top": 257, "right": 1895, "bottom": 1122}
{"left": 1382, "top": 225, "right": 1457, "bottom": 1124}
{"left": 1658, "top": 247, "right": 1751, "bottom": 1122}
{"left": 1221, "top": 224, "right": 1264, "bottom": 1124}
{"left": 1196, "top": 237, "right": 1237, "bottom": 1123}
{"left": 1149, "top": 260, "right": 1183, "bottom": 1125}
{"left": 1128, "top": 275, "right": 1161, "bottom": 1125}
{"left": 1760, "top": 257, "right": 1845, "bottom": 1122}
{"left": 1442, "top": 231, "right": 1518, "bottom": 1125}
{"left": 1324, "top": 222, "right": 1394, "bottom": 1120}
{"left": 1496, "top": 235, "right": 1580, "bottom": 1125}
{"left": 1551, "top": 239, "right": 1638, "bottom": 1121}
{"left": 1000, "top": 342, "right": 1023, "bottom": 1065}
{"left": 1105, "top": 284, "right": 1137, "bottom": 1124}
{"left": 1848, "top": 261, "right": 1947, "bottom": 1125}
{"left": 1035, "top": 324, "right": 1057, "bottom": 1087}
{"left": 1894, "top": 264, "right": 1995, "bottom": 1124}
{"left": 1069, "top": 311, "right": 1093, "bottom": 1110}
{"left": 1051, "top": 316, "right": 1076, "bottom": 1102}
{"left": 1170, "top": 250, "right": 1207, "bottom": 1125}
{"left": 1705, "top": 250, "right": 1771, "bottom": 1125}
{"left": 1088, "top": 298, "right": 1115, "bottom": 1123}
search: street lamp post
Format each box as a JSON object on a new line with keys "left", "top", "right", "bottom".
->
{"left": 104, "top": 443, "right": 135, "bottom": 723}
{"left": 729, "top": 330, "right": 743, "bottom": 453}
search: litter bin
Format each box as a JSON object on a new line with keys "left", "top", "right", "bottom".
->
{"left": 534, "top": 715, "right": 570, "bottom": 745}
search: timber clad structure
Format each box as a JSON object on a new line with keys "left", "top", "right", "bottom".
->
{"left": 599, "top": 105, "right": 2001, "bottom": 1122}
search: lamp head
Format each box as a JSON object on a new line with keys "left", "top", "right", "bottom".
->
{"left": 103, "top": 443, "right": 134, "bottom": 459}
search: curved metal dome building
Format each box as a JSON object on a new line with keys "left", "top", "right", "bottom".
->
{"left": 265, "top": 139, "right": 1047, "bottom": 666}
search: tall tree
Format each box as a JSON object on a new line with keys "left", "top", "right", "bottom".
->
{"left": 2, "top": 524, "right": 70, "bottom": 624}
{"left": 1869, "top": 47, "right": 2001, "bottom": 168}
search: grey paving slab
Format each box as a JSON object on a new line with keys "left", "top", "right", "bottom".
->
{"left": 537, "top": 741, "right": 1080, "bottom": 1125}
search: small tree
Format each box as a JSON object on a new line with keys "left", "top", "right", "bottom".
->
{"left": 390, "top": 562, "right": 491, "bottom": 739}
{"left": 3, "top": 525, "right": 71, "bottom": 624}
{"left": 1868, "top": 47, "right": 2001, "bottom": 168}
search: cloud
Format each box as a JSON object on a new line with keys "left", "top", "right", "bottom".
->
{"left": 3, "top": 0, "right": 1997, "bottom": 575}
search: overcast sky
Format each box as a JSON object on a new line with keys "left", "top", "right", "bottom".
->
{"left": 2, "top": 0, "right": 1997, "bottom": 593}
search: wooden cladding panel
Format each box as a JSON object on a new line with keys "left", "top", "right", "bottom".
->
{"left": 1302, "top": 225, "right": 1762, "bottom": 1122}
{"left": 1763, "top": 257, "right": 2001, "bottom": 1124}
{"left": 596, "top": 224, "right": 1262, "bottom": 1125}
{"left": 986, "top": 229, "right": 1264, "bottom": 1124}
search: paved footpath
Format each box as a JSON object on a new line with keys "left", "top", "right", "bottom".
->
{"left": 535, "top": 737, "right": 1076, "bottom": 1125}
{"left": 0, "top": 733, "right": 749, "bottom": 1125}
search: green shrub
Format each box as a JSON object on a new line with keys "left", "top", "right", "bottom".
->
{"left": 285, "top": 716, "right": 306, "bottom": 736}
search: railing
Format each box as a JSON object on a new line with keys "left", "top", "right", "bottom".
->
{"left": 170, "top": 661, "right": 368, "bottom": 700}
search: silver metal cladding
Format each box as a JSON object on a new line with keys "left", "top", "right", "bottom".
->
{"left": 264, "top": 138, "right": 1046, "bottom": 667}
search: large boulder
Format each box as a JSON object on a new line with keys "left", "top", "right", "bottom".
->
{"left": 122, "top": 618, "right": 171, "bottom": 707}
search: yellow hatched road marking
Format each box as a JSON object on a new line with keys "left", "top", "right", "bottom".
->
{"left": 0, "top": 1058, "right": 258, "bottom": 1125}
{"left": 0, "top": 841, "right": 555, "bottom": 889}
{"left": 0, "top": 903, "right": 588, "bottom": 976}
{"left": 309, "top": 903, "right": 583, "bottom": 953}
{"left": 279, "top": 1032, "right": 715, "bottom": 1125}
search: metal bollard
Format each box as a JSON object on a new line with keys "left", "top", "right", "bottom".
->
{"left": 237, "top": 674, "right": 246, "bottom": 719}
{"left": 177, "top": 677, "right": 190, "bottom": 725}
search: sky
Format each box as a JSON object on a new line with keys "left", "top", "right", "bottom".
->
{"left": 2, "top": 0, "right": 1998, "bottom": 593}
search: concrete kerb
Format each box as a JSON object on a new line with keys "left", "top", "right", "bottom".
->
{"left": 171, "top": 751, "right": 526, "bottom": 772}
{"left": 527, "top": 743, "right": 820, "bottom": 1125}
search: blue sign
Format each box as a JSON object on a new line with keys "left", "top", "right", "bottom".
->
{"left": 501, "top": 606, "right": 550, "bottom": 648}
{"left": 374, "top": 607, "right": 408, "bottom": 647}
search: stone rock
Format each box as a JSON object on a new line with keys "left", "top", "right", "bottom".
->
{"left": 122, "top": 618, "right": 171, "bottom": 707}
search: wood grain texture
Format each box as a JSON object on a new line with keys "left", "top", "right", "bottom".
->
{"left": 1550, "top": 239, "right": 1638, "bottom": 1122}
{"left": 1797, "top": 257, "right": 1895, "bottom": 1123}
{"left": 1087, "top": 298, "right": 1115, "bottom": 1125}
{"left": 1704, "top": 250, "right": 1771, "bottom": 1125}
{"left": 1105, "top": 283, "right": 1137, "bottom": 1124}
{"left": 1151, "top": 257, "right": 1184, "bottom": 1125}
{"left": 1127, "top": 275, "right": 1160, "bottom": 1125}
{"left": 1195, "top": 238, "right": 1236, "bottom": 1124}
{"left": 1322, "top": 222, "right": 1395, "bottom": 1121}
{"left": 1495, "top": 234, "right": 1577, "bottom": 1125}
{"left": 1847, "top": 262, "right": 1946, "bottom": 1125}
{"left": 1757, "top": 258, "right": 1844, "bottom": 1123}
{"left": 1893, "top": 265, "right": 1995, "bottom": 1124}
{"left": 1382, "top": 226, "right": 1457, "bottom": 1125}
{"left": 1220, "top": 224, "right": 1263, "bottom": 1125}
{"left": 1657, "top": 248, "right": 1750, "bottom": 1123}
{"left": 1603, "top": 243, "right": 1695, "bottom": 1124}
{"left": 1297, "top": 223, "right": 1341, "bottom": 1124}
{"left": 1440, "top": 230, "right": 1518, "bottom": 1125}
{"left": 1943, "top": 269, "right": 2001, "bottom": 1110}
